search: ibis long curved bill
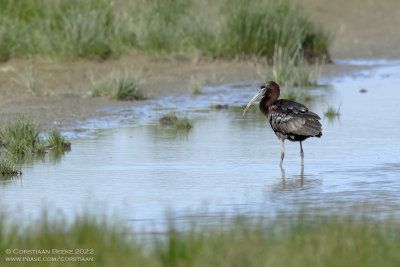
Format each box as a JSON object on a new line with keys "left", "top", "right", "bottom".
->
{"left": 243, "top": 90, "right": 263, "bottom": 117}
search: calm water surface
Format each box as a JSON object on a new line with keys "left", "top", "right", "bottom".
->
{"left": 1, "top": 60, "right": 400, "bottom": 229}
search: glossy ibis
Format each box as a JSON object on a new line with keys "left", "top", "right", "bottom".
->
{"left": 243, "top": 81, "right": 322, "bottom": 166}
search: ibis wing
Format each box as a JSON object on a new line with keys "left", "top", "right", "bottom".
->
{"left": 278, "top": 99, "right": 310, "bottom": 114}
{"left": 267, "top": 100, "right": 322, "bottom": 137}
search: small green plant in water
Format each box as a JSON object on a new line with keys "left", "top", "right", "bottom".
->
{"left": 159, "top": 113, "right": 192, "bottom": 131}
{"left": 91, "top": 71, "right": 145, "bottom": 101}
{"left": 0, "top": 117, "right": 71, "bottom": 157}
{"left": 324, "top": 104, "right": 341, "bottom": 120}
{"left": 47, "top": 129, "right": 71, "bottom": 151}
{"left": 0, "top": 116, "right": 45, "bottom": 156}
{"left": 0, "top": 158, "right": 21, "bottom": 176}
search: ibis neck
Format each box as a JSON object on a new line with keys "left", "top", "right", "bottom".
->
{"left": 259, "top": 95, "right": 278, "bottom": 116}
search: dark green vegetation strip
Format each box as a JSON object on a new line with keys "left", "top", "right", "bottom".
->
{"left": 1, "top": 214, "right": 399, "bottom": 266}
{"left": 0, "top": 0, "right": 330, "bottom": 60}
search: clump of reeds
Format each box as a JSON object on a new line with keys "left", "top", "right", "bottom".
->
{"left": 159, "top": 113, "right": 193, "bottom": 131}
{"left": 91, "top": 71, "right": 145, "bottom": 101}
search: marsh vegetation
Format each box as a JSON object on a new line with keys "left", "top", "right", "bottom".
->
{"left": 0, "top": 116, "right": 71, "bottom": 176}
{"left": 0, "top": 0, "right": 330, "bottom": 61}
{"left": 90, "top": 70, "right": 145, "bottom": 101}
{"left": 0, "top": 158, "right": 21, "bottom": 176}
{"left": 159, "top": 113, "right": 193, "bottom": 131}
{"left": 1, "top": 214, "right": 399, "bottom": 267}
{"left": 324, "top": 104, "right": 341, "bottom": 121}
{"left": 255, "top": 44, "right": 325, "bottom": 104}
{"left": 188, "top": 76, "right": 203, "bottom": 95}
{"left": 0, "top": 116, "right": 46, "bottom": 156}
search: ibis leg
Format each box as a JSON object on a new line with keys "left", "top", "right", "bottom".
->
{"left": 300, "top": 141, "right": 304, "bottom": 166}
{"left": 280, "top": 140, "right": 285, "bottom": 167}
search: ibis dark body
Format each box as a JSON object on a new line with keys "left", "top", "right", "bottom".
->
{"left": 243, "top": 81, "right": 322, "bottom": 166}
{"left": 260, "top": 83, "right": 322, "bottom": 142}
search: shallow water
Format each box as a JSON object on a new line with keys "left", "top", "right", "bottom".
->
{"left": 1, "top": 60, "right": 400, "bottom": 229}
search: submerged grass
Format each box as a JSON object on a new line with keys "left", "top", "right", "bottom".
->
{"left": 0, "top": 0, "right": 330, "bottom": 60}
{"left": 159, "top": 113, "right": 193, "bottom": 131}
{"left": 1, "top": 214, "right": 400, "bottom": 266}
{"left": 91, "top": 71, "right": 145, "bottom": 101}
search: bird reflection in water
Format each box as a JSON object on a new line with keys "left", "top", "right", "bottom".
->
{"left": 280, "top": 164, "right": 304, "bottom": 190}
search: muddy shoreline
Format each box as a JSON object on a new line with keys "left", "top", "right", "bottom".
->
{"left": 0, "top": 56, "right": 373, "bottom": 132}
{"left": 0, "top": 0, "right": 399, "bottom": 131}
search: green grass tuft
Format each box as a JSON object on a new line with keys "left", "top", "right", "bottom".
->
{"left": 0, "top": 158, "right": 21, "bottom": 176}
{"left": 261, "top": 45, "right": 322, "bottom": 86}
{"left": 159, "top": 113, "right": 193, "bottom": 131}
{"left": 0, "top": 116, "right": 45, "bottom": 156}
{"left": 91, "top": 71, "right": 145, "bottom": 101}
{"left": 256, "top": 44, "right": 324, "bottom": 103}
{"left": 0, "top": 116, "right": 71, "bottom": 157}
{"left": 324, "top": 104, "right": 341, "bottom": 119}
{"left": 46, "top": 129, "right": 71, "bottom": 151}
